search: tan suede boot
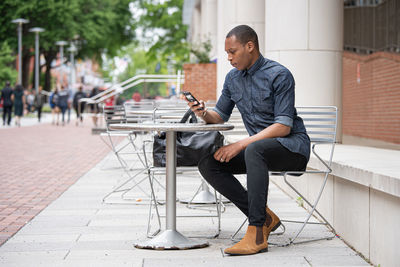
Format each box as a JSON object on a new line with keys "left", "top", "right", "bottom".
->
{"left": 264, "top": 206, "right": 281, "bottom": 240}
{"left": 224, "top": 225, "right": 268, "bottom": 255}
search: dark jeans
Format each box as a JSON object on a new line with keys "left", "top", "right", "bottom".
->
{"left": 198, "top": 138, "right": 307, "bottom": 226}
{"left": 60, "top": 105, "right": 67, "bottom": 122}
{"left": 2, "top": 106, "right": 12, "bottom": 125}
{"left": 37, "top": 106, "right": 42, "bottom": 122}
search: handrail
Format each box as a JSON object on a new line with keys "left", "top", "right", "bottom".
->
{"left": 80, "top": 73, "right": 185, "bottom": 105}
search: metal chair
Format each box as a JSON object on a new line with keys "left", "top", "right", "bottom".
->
{"left": 231, "top": 106, "right": 338, "bottom": 246}
{"left": 101, "top": 102, "right": 158, "bottom": 204}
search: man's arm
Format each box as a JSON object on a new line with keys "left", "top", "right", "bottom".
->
{"left": 213, "top": 123, "right": 290, "bottom": 163}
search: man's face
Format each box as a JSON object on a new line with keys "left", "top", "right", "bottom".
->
{"left": 225, "top": 35, "right": 253, "bottom": 71}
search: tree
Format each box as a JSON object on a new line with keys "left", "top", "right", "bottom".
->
{"left": 0, "top": 41, "right": 17, "bottom": 84}
{"left": 0, "top": 0, "right": 134, "bottom": 91}
{"left": 137, "top": 0, "right": 190, "bottom": 69}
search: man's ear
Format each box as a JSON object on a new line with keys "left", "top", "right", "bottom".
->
{"left": 246, "top": 41, "right": 255, "bottom": 53}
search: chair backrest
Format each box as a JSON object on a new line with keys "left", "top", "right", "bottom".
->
{"left": 103, "top": 105, "right": 126, "bottom": 130}
{"left": 123, "top": 101, "right": 155, "bottom": 123}
{"left": 296, "top": 106, "right": 338, "bottom": 168}
{"left": 153, "top": 99, "right": 189, "bottom": 123}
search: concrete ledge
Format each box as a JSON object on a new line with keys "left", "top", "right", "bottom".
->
{"left": 271, "top": 143, "right": 400, "bottom": 267}
{"left": 309, "top": 144, "right": 400, "bottom": 198}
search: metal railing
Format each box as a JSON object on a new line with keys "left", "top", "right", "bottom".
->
{"left": 79, "top": 71, "right": 184, "bottom": 106}
{"left": 77, "top": 71, "right": 184, "bottom": 118}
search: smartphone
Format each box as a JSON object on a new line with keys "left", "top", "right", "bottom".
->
{"left": 182, "top": 91, "right": 204, "bottom": 110}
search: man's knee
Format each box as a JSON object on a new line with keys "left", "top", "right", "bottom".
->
{"left": 245, "top": 141, "right": 264, "bottom": 161}
{"left": 198, "top": 153, "right": 215, "bottom": 178}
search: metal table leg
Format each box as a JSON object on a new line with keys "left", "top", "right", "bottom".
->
{"left": 135, "top": 131, "right": 209, "bottom": 250}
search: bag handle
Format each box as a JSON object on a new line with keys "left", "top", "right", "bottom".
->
{"left": 180, "top": 108, "right": 198, "bottom": 123}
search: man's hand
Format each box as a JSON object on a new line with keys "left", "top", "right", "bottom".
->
{"left": 213, "top": 141, "right": 244, "bottom": 163}
{"left": 187, "top": 100, "right": 206, "bottom": 118}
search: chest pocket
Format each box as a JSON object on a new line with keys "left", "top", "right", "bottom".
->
{"left": 231, "top": 91, "right": 247, "bottom": 114}
{"left": 254, "top": 87, "right": 274, "bottom": 114}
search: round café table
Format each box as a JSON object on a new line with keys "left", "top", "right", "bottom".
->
{"left": 109, "top": 122, "right": 234, "bottom": 250}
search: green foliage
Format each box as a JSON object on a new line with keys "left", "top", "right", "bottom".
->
{"left": 0, "top": 41, "right": 17, "bottom": 84}
{"left": 137, "top": 0, "right": 190, "bottom": 69}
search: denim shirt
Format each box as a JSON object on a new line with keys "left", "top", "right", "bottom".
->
{"left": 212, "top": 55, "right": 311, "bottom": 161}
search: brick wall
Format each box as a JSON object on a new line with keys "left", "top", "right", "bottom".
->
{"left": 183, "top": 63, "right": 217, "bottom": 101}
{"left": 342, "top": 51, "right": 400, "bottom": 144}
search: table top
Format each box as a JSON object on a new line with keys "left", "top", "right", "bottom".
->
{"left": 109, "top": 122, "right": 234, "bottom": 132}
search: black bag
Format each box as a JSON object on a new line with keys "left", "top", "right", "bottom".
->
{"left": 152, "top": 109, "right": 224, "bottom": 167}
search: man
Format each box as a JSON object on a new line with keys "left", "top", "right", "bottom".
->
{"left": 187, "top": 25, "right": 310, "bottom": 255}
{"left": 73, "top": 86, "right": 86, "bottom": 125}
{"left": 57, "top": 85, "right": 69, "bottom": 126}
{"left": 34, "top": 86, "right": 46, "bottom": 122}
{"left": 1, "top": 81, "right": 13, "bottom": 126}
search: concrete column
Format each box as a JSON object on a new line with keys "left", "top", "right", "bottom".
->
{"left": 265, "top": 0, "right": 343, "bottom": 140}
{"left": 200, "top": 0, "right": 218, "bottom": 57}
{"left": 191, "top": 3, "right": 202, "bottom": 43}
{"left": 216, "top": 0, "right": 265, "bottom": 96}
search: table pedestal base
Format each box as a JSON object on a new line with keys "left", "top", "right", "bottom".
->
{"left": 134, "top": 230, "right": 209, "bottom": 250}
{"left": 180, "top": 190, "right": 217, "bottom": 204}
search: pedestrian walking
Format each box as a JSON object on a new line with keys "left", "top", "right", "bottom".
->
{"left": 34, "top": 86, "right": 46, "bottom": 122}
{"left": 13, "top": 84, "right": 25, "bottom": 127}
{"left": 88, "top": 86, "right": 100, "bottom": 127}
{"left": 1, "top": 81, "right": 14, "bottom": 126}
{"left": 49, "top": 87, "right": 59, "bottom": 125}
{"left": 57, "top": 85, "right": 69, "bottom": 126}
{"left": 26, "top": 90, "right": 34, "bottom": 113}
{"left": 73, "top": 86, "right": 86, "bottom": 125}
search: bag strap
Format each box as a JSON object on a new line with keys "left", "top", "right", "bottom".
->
{"left": 180, "top": 108, "right": 198, "bottom": 123}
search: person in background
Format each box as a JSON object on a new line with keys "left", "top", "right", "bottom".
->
{"left": 89, "top": 86, "right": 100, "bottom": 127}
{"left": 13, "top": 84, "right": 25, "bottom": 127}
{"left": 57, "top": 85, "right": 69, "bottom": 126}
{"left": 49, "top": 87, "right": 59, "bottom": 125}
{"left": 115, "top": 94, "right": 126, "bottom": 106}
{"left": 34, "top": 86, "right": 46, "bottom": 122}
{"left": 26, "top": 89, "right": 34, "bottom": 114}
{"left": 1, "top": 81, "right": 13, "bottom": 126}
{"left": 73, "top": 86, "right": 86, "bottom": 125}
{"left": 67, "top": 87, "right": 73, "bottom": 124}
{"left": 132, "top": 92, "right": 141, "bottom": 102}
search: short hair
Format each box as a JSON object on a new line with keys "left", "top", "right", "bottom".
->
{"left": 226, "top": 25, "right": 259, "bottom": 51}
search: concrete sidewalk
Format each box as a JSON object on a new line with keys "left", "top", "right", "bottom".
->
{"left": 0, "top": 136, "right": 370, "bottom": 266}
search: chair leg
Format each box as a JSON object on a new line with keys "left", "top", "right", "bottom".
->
{"left": 282, "top": 172, "right": 336, "bottom": 245}
{"left": 184, "top": 178, "right": 224, "bottom": 238}
{"left": 147, "top": 170, "right": 162, "bottom": 238}
{"left": 103, "top": 135, "right": 159, "bottom": 204}
{"left": 102, "top": 167, "right": 151, "bottom": 203}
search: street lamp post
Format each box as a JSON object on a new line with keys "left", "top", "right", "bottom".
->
{"left": 29, "top": 27, "right": 45, "bottom": 94}
{"left": 67, "top": 44, "right": 77, "bottom": 91}
{"left": 56, "top": 41, "right": 68, "bottom": 85}
{"left": 11, "top": 18, "right": 29, "bottom": 85}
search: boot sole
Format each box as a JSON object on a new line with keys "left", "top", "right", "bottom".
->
{"left": 225, "top": 247, "right": 268, "bottom": 256}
